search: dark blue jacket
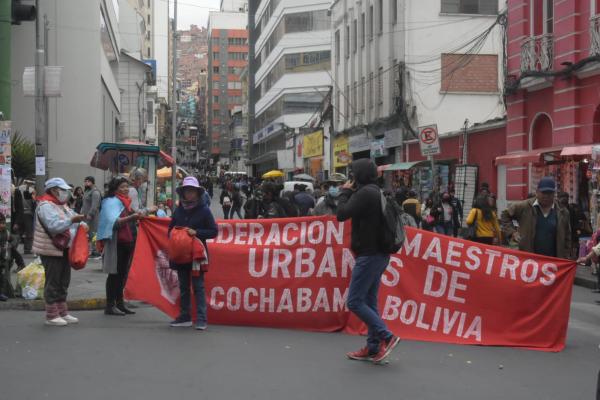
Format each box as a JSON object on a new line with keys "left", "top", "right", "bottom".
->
{"left": 168, "top": 203, "right": 218, "bottom": 270}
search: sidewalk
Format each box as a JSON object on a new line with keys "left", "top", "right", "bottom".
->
{"left": 0, "top": 250, "right": 107, "bottom": 311}
{"left": 1, "top": 244, "right": 598, "bottom": 312}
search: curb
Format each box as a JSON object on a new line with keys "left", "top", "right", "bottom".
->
{"left": 574, "top": 276, "right": 596, "bottom": 290}
{"left": 0, "top": 297, "right": 106, "bottom": 311}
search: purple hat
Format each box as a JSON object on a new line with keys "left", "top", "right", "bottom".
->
{"left": 176, "top": 176, "right": 204, "bottom": 195}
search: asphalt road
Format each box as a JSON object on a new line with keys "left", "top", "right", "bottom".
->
{"left": 1, "top": 285, "right": 599, "bottom": 400}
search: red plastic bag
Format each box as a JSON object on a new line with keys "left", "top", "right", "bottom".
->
{"left": 69, "top": 225, "right": 89, "bottom": 270}
{"left": 168, "top": 227, "right": 194, "bottom": 264}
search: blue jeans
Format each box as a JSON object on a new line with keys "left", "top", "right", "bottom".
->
{"left": 347, "top": 253, "right": 393, "bottom": 354}
{"left": 176, "top": 269, "right": 207, "bottom": 324}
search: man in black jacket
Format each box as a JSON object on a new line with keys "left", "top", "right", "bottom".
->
{"left": 337, "top": 158, "right": 400, "bottom": 364}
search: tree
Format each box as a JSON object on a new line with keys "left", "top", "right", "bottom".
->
{"left": 11, "top": 131, "right": 35, "bottom": 184}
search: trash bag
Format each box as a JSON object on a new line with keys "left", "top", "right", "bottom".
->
{"left": 167, "top": 227, "right": 194, "bottom": 264}
{"left": 69, "top": 225, "right": 89, "bottom": 270}
{"left": 17, "top": 259, "right": 45, "bottom": 300}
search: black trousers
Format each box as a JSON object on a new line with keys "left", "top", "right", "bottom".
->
{"left": 105, "top": 243, "right": 134, "bottom": 306}
{"left": 41, "top": 253, "right": 71, "bottom": 304}
{"left": 472, "top": 236, "right": 494, "bottom": 245}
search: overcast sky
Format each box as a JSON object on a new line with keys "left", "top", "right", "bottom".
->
{"left": 168, "top": 0, "right": 221, "bottom": 30}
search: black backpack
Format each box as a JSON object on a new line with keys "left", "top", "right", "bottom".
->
{"left": 379, "top": 191, "right": 407, "bottom": 254}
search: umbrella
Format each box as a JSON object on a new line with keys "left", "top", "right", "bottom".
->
{"left": 262, "top": 170, "right": 284, "bottom": 179}
{"left": 157, "top": 166, "right": 188, "bottom": 180}
{"left": 292, "top": 173, "right": 315, "bottom": 182}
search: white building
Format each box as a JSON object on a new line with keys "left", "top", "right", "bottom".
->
{"left": 331, "top": 0, "right": 504, "bottom": 165}
{"left": 248, "top": 0, "right": 332, "bottom": 178}
{"left": 221, "top": 0, "right": 249, "bottom": 12}
{"left": 11, "top": 0, "right": 123, "bottom": 185}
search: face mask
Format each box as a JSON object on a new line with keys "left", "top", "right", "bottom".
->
{"left": 57, "top": 190, "right": 70, "bottom": 204}
{"left": 328, "top": 187, "right": 339, "bottom": 197}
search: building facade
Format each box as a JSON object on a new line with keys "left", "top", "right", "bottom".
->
{"left": 11, "top": 0, "right": 123, "bottom": 184}
{"left": 331, "top": 0, "right": 504, "bottom": 173}
{"left": 207, "top": 11, "right": 248, "bottom": 166}
{"left": 498, "top": 0, "right": 600, "bottom": 206}
{"left": 247, "top": 0, "right": 332, "bottom": 177}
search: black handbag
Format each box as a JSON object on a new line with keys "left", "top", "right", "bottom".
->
{"left": 465, "top": 209, "right": 478, "bottom": 240}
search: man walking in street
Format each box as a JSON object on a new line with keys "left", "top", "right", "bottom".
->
{"left": 501, "top": 176, "right": 571, "bottom": 258}
{"left": 82, "top": 176, "right": 102, "bottom": 256}
{"left": 337, "top": 158, "right": 400, "bottom": 364}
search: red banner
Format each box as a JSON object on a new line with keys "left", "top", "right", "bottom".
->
{"left": 125, "top": 216, "right": 576, "bottom": 352}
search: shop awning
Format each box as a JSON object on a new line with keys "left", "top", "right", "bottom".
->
{"left": 385, "top": 161, "right": 421, "bottom": 171}
{"left": 495, "top": 146, "right": 563, "bottom": 166}
{"left": 377, "top": 164, "right": 392, "bottom": 173}
{"left": 560, "top": 144, "right": 597, "bottom": 157}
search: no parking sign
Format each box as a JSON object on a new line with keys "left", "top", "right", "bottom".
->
{"left": 419, "top": 124, "right": 441, "bottom": 156}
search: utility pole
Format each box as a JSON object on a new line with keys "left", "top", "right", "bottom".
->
{"left": 34, "top": 0, "right": 46, "bottom": 196}
{"left": 170, "top": 0, "right": 178, "bottom": 208}
{"left": 0, "top": 0, "right": 11, "bottom": 120}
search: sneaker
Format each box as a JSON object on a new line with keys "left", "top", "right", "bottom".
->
{"left": 372, "top": 335, "right": 401, "bottom": 364}
{"left": 62, "top": 314, "right": 79, "bottom": 324}
{"left": 195, "top": 322, "right": 207, "bottom": 331}
{"left": 346, "top": 346, "right": 376, "bottom": 361}
{"left": 170, "top": 317, "right": 192, "bottom": 327}
{"left": 45, "top": 317, "right": 68, "bottom": 326}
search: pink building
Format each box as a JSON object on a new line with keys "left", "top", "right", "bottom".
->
{"left": 499, "top": 0, "right": 600, "bottom": 206}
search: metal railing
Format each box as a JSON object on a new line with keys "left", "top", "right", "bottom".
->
{"left": 590, "top": 15, "right": 600, "bottom": 55}
{"left": 520, "top": 34, "right": 554, "bottom": 72}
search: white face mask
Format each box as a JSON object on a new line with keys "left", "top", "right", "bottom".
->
{"left": 57, "top": 190, "right": 70, "bottom": 204}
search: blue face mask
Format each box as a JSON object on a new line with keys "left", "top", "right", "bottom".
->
{"left": 328, "top": 186, "right": 339, "bottom": 197}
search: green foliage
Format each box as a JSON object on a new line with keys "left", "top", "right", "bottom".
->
{"left": 11, "top": 131, "right": 35, "bottom": 183}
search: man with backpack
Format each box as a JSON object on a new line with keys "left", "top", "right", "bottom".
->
{"left": 336, "top": 158, "right": 401, "bottom": 364}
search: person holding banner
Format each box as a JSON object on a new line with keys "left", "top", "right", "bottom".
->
{"left": 168, "top": 177, "right": 218, "bottom": 329}
{"left": 501, "top": 176, "right": 571, "bottom": 259}
{"left": 337, "top": 158, "right": 401, "bottom": 364}
{"left": 98, "top": 176, "right": 143, "bottom": 316}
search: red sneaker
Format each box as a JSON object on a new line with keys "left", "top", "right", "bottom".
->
{"left": 372, "top": 335, "right": 401, "bottom": 364}
{"left": 346, "top": 346, "right": 376, "bottom": 361}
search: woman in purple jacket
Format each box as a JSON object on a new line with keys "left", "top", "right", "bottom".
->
{"left": 168, "top": 177, "right": 218, "bottom": 330}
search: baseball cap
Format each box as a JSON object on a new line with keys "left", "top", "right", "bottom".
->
{"left": 45, "top": 177, "right": 71, "bottom": 191}
{"left": 537, "top": 176, "right": 557, "bottom": 193}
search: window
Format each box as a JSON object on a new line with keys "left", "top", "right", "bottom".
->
{"left": 545, "top": 0, "right": 554, "bottom": 34}
{"left": 147, "top": 101, "right": 154, "bottom": 124}
{"left": 392, "top": 60, "right": 401, "bottom": 99}
{"left": 100, "top": 10, "right": 117, "bottom": 61}
{"left": 368, "top": 6, "right": 373, "bottom": 40}
{"left": 147, "top": 14, "right": 150, "bottom": 25}
{"left": 377, "top": 67, "right": 383, "bottom": 105}
{"left": 440, "top": 0, "right": 498, "bottom": 15}
{"left": 345, "top": 25, "right": 350, "bottom": 58}
{"left": 147, "top": 47, "right": 151, "bottom": 58}
{"left": 336, "top": 90, "right": 341, "bottom": 124}
{"left": 440, "top": 53, "right": 498, "bottom": 93}
{"left": 230, "top": 52, "right": 248, "bottom": 60}
{"left": 378, "top": 0, "right": 383, "bottom": 34}
{"left": 227, "top": 81, "right": 242, "bottom": 89}
{"left": 228, "top": 37, "right": 247, "bottom": 45}
{"left": 213, "top": 110, "right": 220, "bottom": 118}
{"left": 361, "top": 13, "right": 365, "bottom": 47}
{"left": 214, "top": 95, "right": 219, "bottom": 103}
{"left": 352, "top": 82, "right": 357, "bottom": 123}
{"left": 360, "top": 76, "right": 365, "bottom": 115}
{"left": 352, "top": 19, "right": 357, "bottom": 53}
{"left": 147, "top": 0, "right": 150, "bottom": 7}
{"left": 392, "top": 0, "right": 397, "bottom": 24}
{"left": 368, "top": 72, "right": 373, "bottom": 110}
{"left": 213, "top": 52, "right": 220, "bottom": 60}
{"left": 213, "top": 66, "right": 219, "bottom": 74}
{"left": 335, "top": 30, "right": 340, "bottom": 64}
{"left": 345, "top": 85, "right": 350, "bottom": 122}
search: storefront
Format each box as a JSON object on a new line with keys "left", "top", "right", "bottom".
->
{"left": 303, "top": 130, "right": 324, "bottom": 180}
{"left": 333, "top": 134, "right": 350, "bottom": 175}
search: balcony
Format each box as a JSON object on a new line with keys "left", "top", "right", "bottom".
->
{"left": 520, "top": 34, "right": 554, "bottom": 91}
{"left": 577, "top": 15, "right": 600, "bottom": 78}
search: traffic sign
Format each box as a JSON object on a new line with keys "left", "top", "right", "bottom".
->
{"left": 419, "top": 124, "right": 440, "bottom": 156}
